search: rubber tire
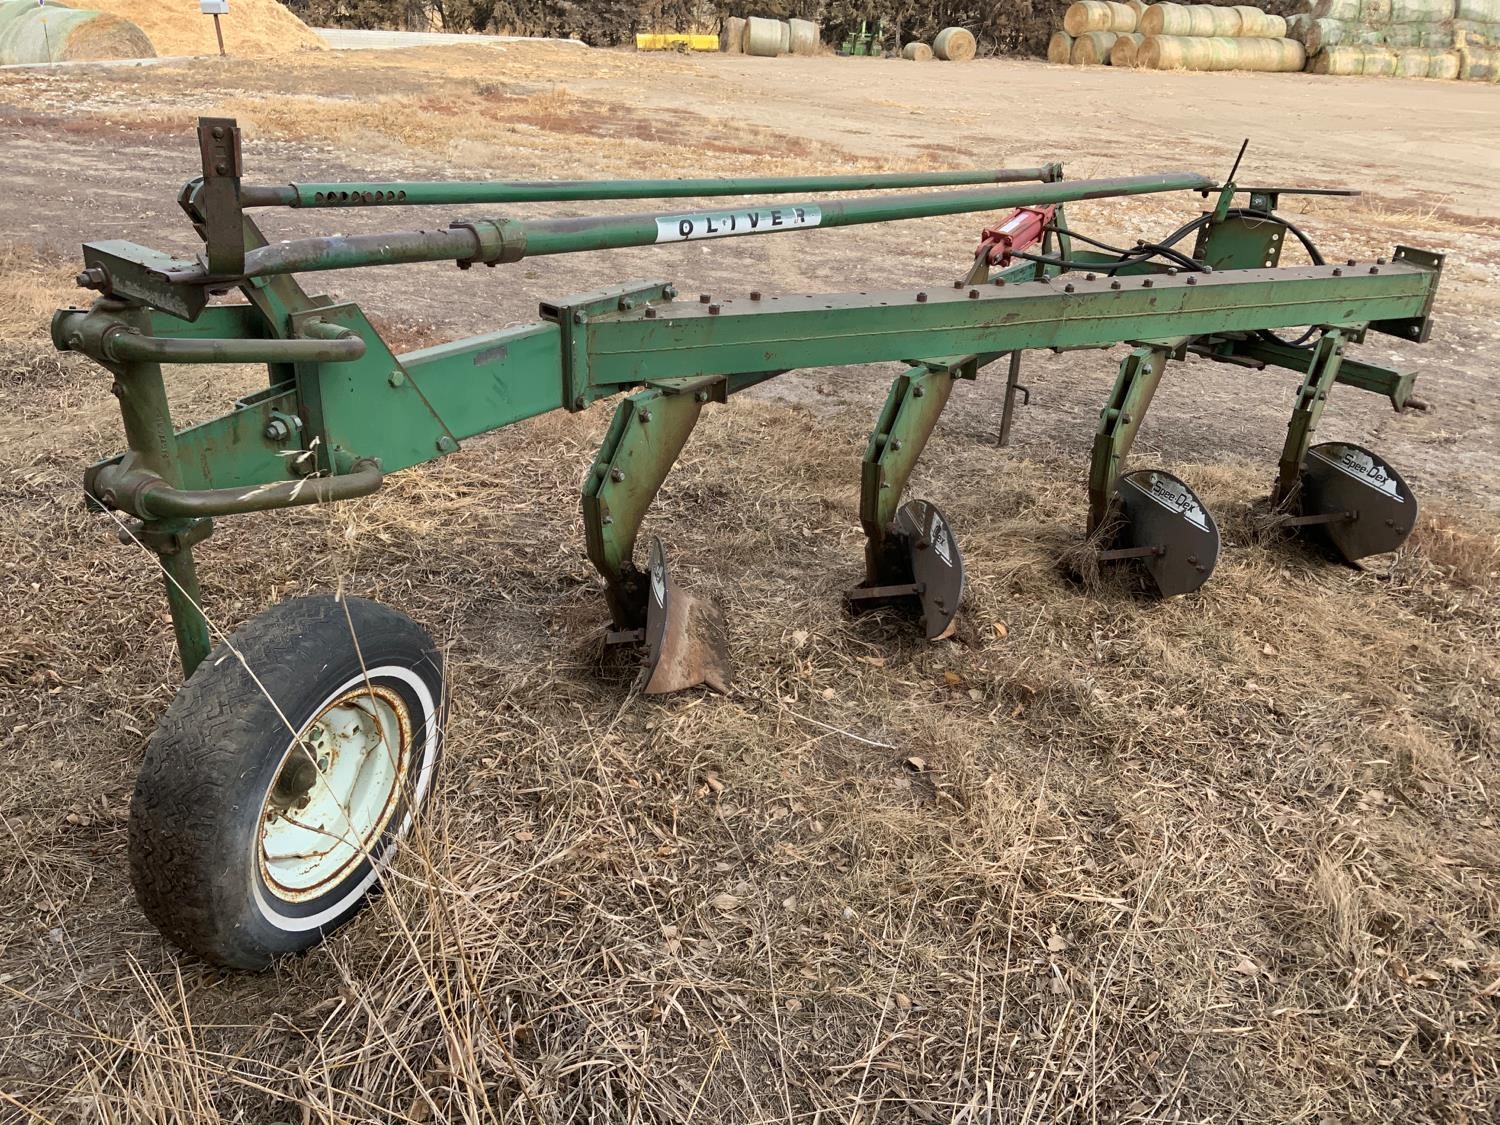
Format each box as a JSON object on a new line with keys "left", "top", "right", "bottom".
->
{"left": 128, "top": 595, "right": 444, "bottom": 970}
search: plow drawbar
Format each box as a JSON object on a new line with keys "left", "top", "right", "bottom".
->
{"left": 56, "top": 118, "right": 1442, "bottom": 968}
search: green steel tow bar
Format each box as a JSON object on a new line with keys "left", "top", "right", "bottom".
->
{"left": 55, "top": 118, "right": 1443, "bottom": 969}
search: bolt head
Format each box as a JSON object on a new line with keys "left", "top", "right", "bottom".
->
{"left": 573, "top": 311, "right": 586, "bottom": 324}
{"left": 912, "top": 386, "right": 924, "bottom": 398}
{"left": 890, "top": 439, "right": 902, "bottom": 451}
{"left": 750, "top": 290, "right": 762, "bottom": 300}
{"left": 1142, "top": 279, "right": 1153, "bottom": 288}
{"left": 388, "top": 370, "right": 406, "bottom": 387}
{"left": 638, "top": 408, "right": 652, "bottom": 423}
{"left": 708, "top": 303, "right": 721, "bottom": 315}
{"left": 699, "top": 293, "right": 711, "bottom": 304}
{"left": 916, "top": 291, "right": 928, "bottom": 303}
{"left": 263, "top": 419, "right": 290, "bottom": 441}
{"left": 573, "top": 396, "right": 587, "bottom": 411}
{"left": 968, "top": 288, "right": 979, "bottom": 299}
{"left": 645, "top": 307, "right": 658, "bottom": 319}
{"left": 1333, "top": 268, "right": 1343, "bottom": 276}
{"left": 1369, "top": 266, "right": 1380, "bottom": 274}
{"left": 1110, "top": 280, "right": 1122, "bottom": 290}
{"left": 1186, "top": 276, "right": 1197, "bottom": 285}
{"left": 1063, "top": 283, "right": 1075, "bottom": 293}
{"left": 610, "top": 467, "right": 625, "bottom": 482}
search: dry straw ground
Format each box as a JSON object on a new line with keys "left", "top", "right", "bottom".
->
{"left": 1, "top": 43, "right": 1498, "bottom": 1125}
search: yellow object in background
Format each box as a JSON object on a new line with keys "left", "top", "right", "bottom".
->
{"left": 635, "top": 32, "right": 719, "bottom": 51}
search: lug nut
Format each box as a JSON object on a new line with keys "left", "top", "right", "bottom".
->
{"left": 264, "top": 419, "right": 290, "bottom": 441}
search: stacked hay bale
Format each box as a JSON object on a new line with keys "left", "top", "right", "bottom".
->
{"left": 1051, "top": 2, "right": 1305, "bottom": 70}
{"left": 1289, "top": 0, "right": 1497, "bottom": 78}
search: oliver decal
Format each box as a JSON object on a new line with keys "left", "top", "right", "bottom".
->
{"left": 655, "top": 204, "right": 822, "bottom": 243}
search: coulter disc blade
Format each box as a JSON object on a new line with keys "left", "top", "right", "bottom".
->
{"left": 894, "top": 498, "right": 965, "bottom": 639}
{"left": 638, "top": 537, "right": 731, "bottom": 695}
{"left": 1300, "top": 442, "right": 1418, "bottom": 563}
{"left": 1116, "top": 469, "right": 1220, "bottom": 597}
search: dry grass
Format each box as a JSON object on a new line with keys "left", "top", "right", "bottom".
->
{"left": 1, "top": 44, "right": 1499, "bottom": 1124}
{"left": 1, "top": 252, "right": 1498, "bottom": 1120}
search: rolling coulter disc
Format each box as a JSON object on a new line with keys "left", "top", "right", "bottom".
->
{"left": 848, "top": 499, "right": 965, "bottom": 639}
{"left": 1112, "top": 469, "right": 1220, "bottom": 597}
{"left": 1298, "top": 442, "right": 1417, "bottom": 562}
{"left": 636, "top": 537, "right": 731, "bottom": 695}
{"left": 896, "top": 499, "right": 965, "bottom": 639}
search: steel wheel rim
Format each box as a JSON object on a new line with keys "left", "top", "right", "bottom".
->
{"left": 258, "top": 682, "right": 413, "bottom": 902}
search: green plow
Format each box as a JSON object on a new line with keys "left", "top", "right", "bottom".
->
{"left": 56, "top": 118, "right": 1442, "bottom": 968}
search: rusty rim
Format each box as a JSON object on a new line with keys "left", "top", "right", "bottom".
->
{"left": 257, "top": 682, "right": 413, "bottom": 903}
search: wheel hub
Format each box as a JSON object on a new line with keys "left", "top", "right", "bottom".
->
{"left": 258, "top": 682, "right": 413, "bottom": 903}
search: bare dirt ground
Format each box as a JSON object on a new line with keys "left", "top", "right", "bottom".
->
{"left": 0, "top": 43, "right": 1498, "bottom": 1124}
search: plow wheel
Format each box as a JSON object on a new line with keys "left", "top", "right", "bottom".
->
{"left": 1289, "top": 441, "right": 1418, "bottom": 563}
{"left": 128, "top": 595, "right": 444, "bottom": 969}
{"left": 1101, "top": 469, "right": 1220, "bottom": 597}
{"left": 848, "top": 498, "right": 966, "bottom": 639}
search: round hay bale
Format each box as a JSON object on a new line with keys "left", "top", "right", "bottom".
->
{"left": 1458, "top": 0, "right": 1500, "bottom": 17}
{"left": 1264, "top": 14, "right": 1289, "bottom": 36}
{"left": 1209, "top": 7, "right": 1243, "bottom": 35}
{"left": 1429, "top": 46, "right": 1462, "bottom": 74}
{"left": 788, "top": 17, "right": 818, "bottom": 55}
{"left": 0, "top": 1, "right": 153, "bottom": 63}
{"left": 1110, "top": 30, "right": 1145, "bottom": 63}
{"left": 1125, "top": 0, "right": 1150, "bottom": 21}
{"left": 1063, "top": 1, "right": 1137, "bottom": 34}
{"left": 1361, "top": 0, "right": 1395, "bottom": 25}
{"left": 723, "top": 15, "right": 744, "bottom": 53}
{"left": 777, "top": 19, "right": 791, "bottom": 53}
{"left": 902, "top": 40, "right": 934, "bottom": 60}
{"left": 934, "top": 25, "right": 977, "bottom": 59}
{"left": 1141, "top": 3, "right": 1191, "bottom": 35}
{"left": 1231, "top": 5, "right": 1266, "bottom": 34}
{"left": 745, "top": 15, "right": 782, "bottom": 56}
{"left": 1048, "top": 29, "right": 1076, "bottom": 62}
{"left": 1286, "top": 12, "right": 1312, "bottom": 40}
{"left": 1186, "top": 6, "right": 1218, "bottom": 35}
{"left": 1071, "top": 29, "right": 1120, "bottom": 62}
{"left": 1361, "top": 44, "right": 1399, "bottom": 71}
{"left": 1310, "top": 43, "right": 1366, "bottom": 70}
{"left": 1140, "top": 32, "right": 1217, "bottom": 67}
